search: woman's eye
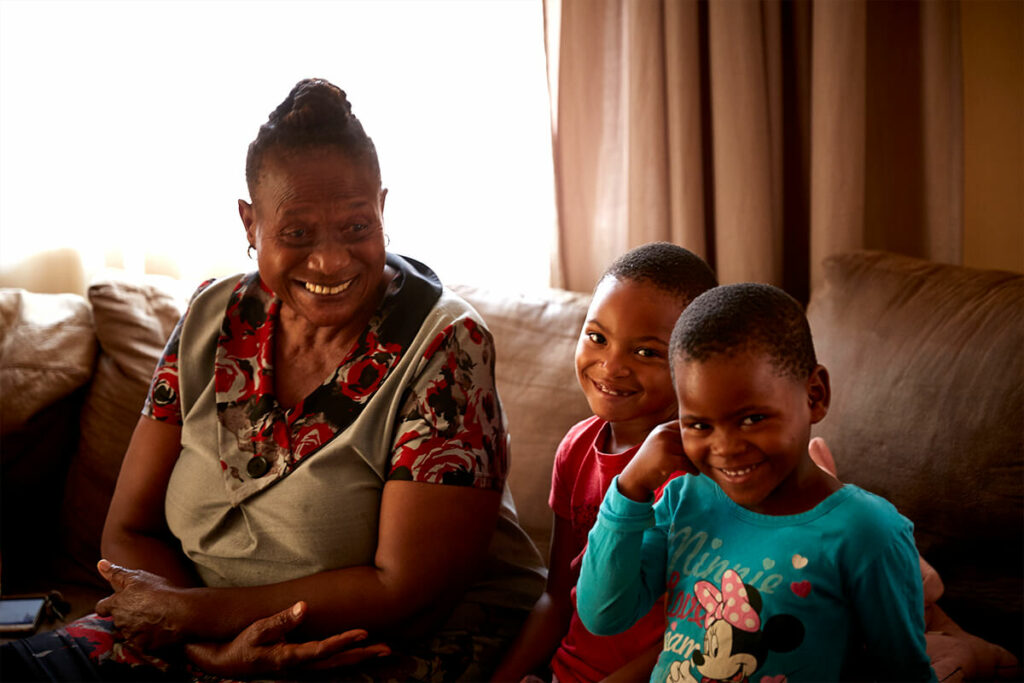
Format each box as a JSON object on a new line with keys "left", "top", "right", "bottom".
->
{"left": 350, "top": 223, "right": 369, "bottom": 233}
{"left": 741, "top": 414, "right": 767, "bottom": 426}
{"left": 280, "top": 227, "right": 311, "bottom": 243}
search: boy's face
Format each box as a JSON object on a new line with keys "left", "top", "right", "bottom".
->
{"left": 675, "top": 349, "right": 830, "bottom": 515}
{"left": 575, "top": 276, "right": 682, "bottom": 447}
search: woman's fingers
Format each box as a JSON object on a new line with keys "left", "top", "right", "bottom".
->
{"left": 244, "top": 602, "right": 308, "bottom": 646}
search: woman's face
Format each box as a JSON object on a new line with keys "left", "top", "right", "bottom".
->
{"left": 240, "top": 147, "right": 388, "bottom": 332}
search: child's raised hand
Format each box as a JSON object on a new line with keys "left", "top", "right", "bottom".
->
{"left": 617, "top": 420, "right": 698, "bottom": 502}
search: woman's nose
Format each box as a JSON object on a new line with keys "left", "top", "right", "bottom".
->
{"left": 307, "top": 237, "right": 351, "bottom": 274}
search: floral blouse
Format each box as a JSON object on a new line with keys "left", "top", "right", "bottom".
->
{"left": 142, "top": 255, "right": 505, "bottom": 491}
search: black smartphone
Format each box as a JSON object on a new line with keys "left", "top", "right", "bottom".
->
{"left": 0, "top": 596, "right": 47, "bottom": 634}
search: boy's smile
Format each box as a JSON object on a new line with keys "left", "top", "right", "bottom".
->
{"left": 675, "top": 349, "right": 835, "bottom": 515}
{"left": 575, "top": 277, "right": 682, "bottom": 452}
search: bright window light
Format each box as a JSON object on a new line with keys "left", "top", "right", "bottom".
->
{"left": 0, "top": 0, "right": 555, "bottom": 292}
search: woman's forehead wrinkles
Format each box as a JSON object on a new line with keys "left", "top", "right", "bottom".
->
{"left": 274, "top": 196, "right": 376, "bottom": 217}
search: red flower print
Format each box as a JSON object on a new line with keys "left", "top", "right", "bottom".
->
{"left": 293, "top": 421, "right": 335, "bottom": 459}
{"left": 342, "top": 356, "right": 389, "bottom": 400}
{"left": 464, "top": 318, "right": 483, "bottom": 344}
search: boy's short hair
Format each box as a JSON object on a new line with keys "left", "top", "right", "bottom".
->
{"left": 600, "top": 242, "right": 718, "bottom": 305}
{"left": 669, "top": 283, "right": 817, "bottom": 380}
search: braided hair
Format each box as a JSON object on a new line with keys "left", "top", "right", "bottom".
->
{"left": 245, "top": 78, "right": 380, "bottom": 196}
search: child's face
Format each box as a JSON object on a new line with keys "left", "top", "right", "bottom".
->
{"left": 675, "top": 349, "right": 830, "bottom": 515}
{"left": 575, "top": 277, "right": 682, "bottom": 445}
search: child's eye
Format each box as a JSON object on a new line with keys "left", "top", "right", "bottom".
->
{"left": 586, "top": 331, "right": 606, "bottom": 345}
{"left": 635, "top": 347, "right": 661, "bottom": 359}
{"left": 683, "top": 421, "right": 710, "bottom": 432}
{"left": 741, "top": 414, "right": 767, "bottom": 426}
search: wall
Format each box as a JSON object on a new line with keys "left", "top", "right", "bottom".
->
{"left": 962, "top": 0, "right": 1024, "bottom": 273}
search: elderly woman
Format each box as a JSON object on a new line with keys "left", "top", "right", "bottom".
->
{"left": 1, "top": 78, "right": 545, "bottom": 681}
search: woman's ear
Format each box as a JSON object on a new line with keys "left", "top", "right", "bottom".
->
{"left": 239, "top": 199, "right": 255, "bottom": 245}
{"left": 807, "top": 365, "right": 830, "bottom": 424}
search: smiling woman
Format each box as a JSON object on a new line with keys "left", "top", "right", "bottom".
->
{"left": 0, "top": 0, "right": 554, "bottom": 293}
{"left": 1, "top": 76, "right": 547, "bottom": 682}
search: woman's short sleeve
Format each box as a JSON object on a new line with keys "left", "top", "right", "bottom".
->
{"left": 141, "top": 279, "right": 215, "bottom": 424}
{"left": 389, "top": 316, "right": 506, "bottom": 491}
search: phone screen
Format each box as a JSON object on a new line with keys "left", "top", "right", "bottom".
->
{"left": 0, "top": 597, "right": 46, "bottom": 632}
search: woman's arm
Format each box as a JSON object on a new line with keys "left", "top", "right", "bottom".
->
{"left": 490, "top": 514, "right": 579, "bottom": 682}
{"left": 97, "top": 479, "right": 502, "bottom": 645}
{"left": 101, "top": 416, "right": 200, "bottom": 588}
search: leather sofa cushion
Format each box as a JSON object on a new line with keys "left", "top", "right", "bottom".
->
{"left": 0, "top": 289, "right": 95, "bottom": 590}
{"left": 0, "top": 289, "right": 96, "bottom": 433}
{"left": 57, "top": 279, "right": 185, "bottom": 590}
{"left": 806, "top": 250, "right": 1023, "bottom": 653}
{"left": 453, "top": 284, "right": 593, "bottom": 558}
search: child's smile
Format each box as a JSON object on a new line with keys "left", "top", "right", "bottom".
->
{"left": 675, "top": 349, "right": 835, "bottom": 515}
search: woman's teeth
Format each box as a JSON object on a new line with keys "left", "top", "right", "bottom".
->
{"left": 304, "top": 280, "right": 351, "bottom": 296}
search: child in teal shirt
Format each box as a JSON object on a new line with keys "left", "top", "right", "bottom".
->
{"left": 577, "top": 283, "right": 935, "bottom": 682}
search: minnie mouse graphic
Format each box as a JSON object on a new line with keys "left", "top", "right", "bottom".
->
{"left": 666, "top": 570, "right": 804, "bottom": 683}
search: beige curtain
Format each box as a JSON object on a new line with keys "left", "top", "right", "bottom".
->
{"left": 545, "top": 0, "right": 963, "bottom": 302}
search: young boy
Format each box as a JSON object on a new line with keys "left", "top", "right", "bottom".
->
{"left": 576, "top": 283, "right": 936, "bottom": 682}
{"left": 492, "top": 243, "right": 718, "bottom": 683}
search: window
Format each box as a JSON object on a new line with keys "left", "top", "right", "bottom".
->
{"left": 0, "top": 0, "right": 555, "bottom": 292}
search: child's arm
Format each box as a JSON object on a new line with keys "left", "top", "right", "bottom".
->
{"left": 851, "top": 521, "right": 938, "bottom": 682}
{"left": 576, "top": 474, "right": 670, "bottom": 637}
{"left": 577, "top": 423, "right": 692, "bottom": 636}
{"left": 491, "top": 514, "right": 579, "bottom": 682}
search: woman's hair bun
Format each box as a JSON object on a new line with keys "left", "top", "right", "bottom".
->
{"left": 245, "top": 77, "right": 379, "bottom": 194}
{"left": 269, "top": 78, "right": 353, "bottom": 128}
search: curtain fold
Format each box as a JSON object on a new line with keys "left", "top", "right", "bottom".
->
{"left": 545, "top": 0, "right": 964, "bottom": 301}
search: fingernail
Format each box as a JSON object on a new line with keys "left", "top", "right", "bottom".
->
{"left": 291, "top": 602, "right": 303, "bottom": 617}
{"left": 97, "top": 559, "right": 110, "bottom": 571}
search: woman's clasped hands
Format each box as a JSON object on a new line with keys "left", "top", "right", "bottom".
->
{"left": 95, "top": 559, "right": 391, "bottom": 678}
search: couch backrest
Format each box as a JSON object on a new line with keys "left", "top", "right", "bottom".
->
{"left": 806, "top": 250, "right": 1023, "bottom": 652}
{"left": 57, "top": 279, "right": 186, "bottom": 589}
{"left": 452, "top": 284, "right": 593, "bottom": 559}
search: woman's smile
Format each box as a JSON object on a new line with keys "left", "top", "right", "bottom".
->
{"left": 301, "top": 278, "right": 355, "bottom": 296}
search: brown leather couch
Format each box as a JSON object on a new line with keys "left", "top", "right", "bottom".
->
{"left": 1, "top": 251, "right": 1020, "bottom": 678}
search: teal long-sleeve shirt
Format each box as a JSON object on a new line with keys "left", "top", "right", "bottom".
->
{"left": 577, "top": 474, "right": 936, "bottom": 682}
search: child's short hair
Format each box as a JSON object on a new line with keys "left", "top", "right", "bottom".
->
{"left": 669, "top": 283, "right": 817, "bottom": 380}
{"left": 600, "top": 242, "right": 718, "bottom": 305}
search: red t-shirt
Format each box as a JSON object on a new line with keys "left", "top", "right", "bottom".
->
{"left": 548, "top": 415, "right": 670, "bottom": 683}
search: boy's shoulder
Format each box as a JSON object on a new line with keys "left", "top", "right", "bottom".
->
{"left": 556, "top": 414, "right": 606, "bottom": 456}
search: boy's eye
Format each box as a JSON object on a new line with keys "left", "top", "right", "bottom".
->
{"left": 683, "top": 421, "right": 710, "bottom": 432}
{"left": 741, "top": 414, "right": 767, "bottom": 426}
{"left": 586, "top": 331, "right": 606, "bottom": 345}
{"left": 635, "top": 347, "right": 661, "bottom": 359}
